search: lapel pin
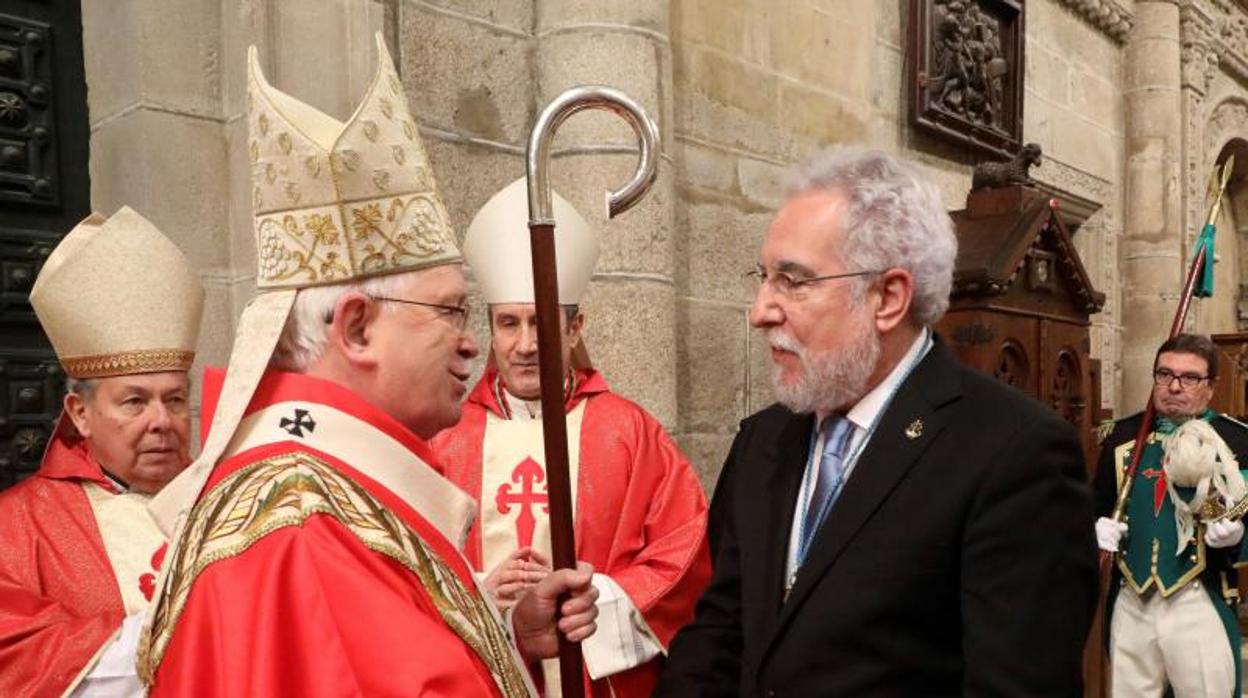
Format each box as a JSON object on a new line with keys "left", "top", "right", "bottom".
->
{"left": 905, "top": 419, "right": 923, "bottom": 440}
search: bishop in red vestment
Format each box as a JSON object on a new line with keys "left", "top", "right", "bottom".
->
{"left": 140, "top": 35, "right": 599, "bottom": 697}
{"left": 0, "top": 429, "right": 165, "bottom": 697}
{"left": 0, "top": 206, "right": 204, "bottom": 697}
{"left": 431, "top": 178, "right": 711, "bottom": 697}
{"left": 140, "top": 368, "right": 539, "bottom": 696}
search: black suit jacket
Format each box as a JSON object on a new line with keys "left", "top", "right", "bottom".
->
{"left": 659, "top": 340, "right": 1098, "bottom": 697}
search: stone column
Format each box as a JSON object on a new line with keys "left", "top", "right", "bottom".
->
{"left": 82, "top": 0, "right": 232, "bottom": 372}
{"left": 1120, "top": 0, "right": 1183, "bottom": 410}
{"left": 220, "top": 0, "right": 387, "bottom": 322}
{"left": 82, "top": 0, "right": 389, "bottom": 441}
{"left": 533, "top": 0, "right": 679, "bottom": 428}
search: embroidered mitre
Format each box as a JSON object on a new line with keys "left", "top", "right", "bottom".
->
{"left": 248, "top": 33, "right": 460, "bottom": 289}
{"left": 29, "top": 207, "right": 204, "bottom": 378}
{"left": 151, "top": 33, "right": 463, "bottom": 535}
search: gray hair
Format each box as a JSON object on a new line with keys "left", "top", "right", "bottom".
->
{"left": 65, "top": 376, "right": 98, "bottom": 400}
{"left": 270, "top": 272, "right": 414, "bottom": 372}
{"left": 789, "top": 147, "right": 957, "bottom": 326}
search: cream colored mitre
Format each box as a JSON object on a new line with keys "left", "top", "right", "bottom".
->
{"left": 464, "top": 177, "right": 599, "bottom": 305}
{"left": 250, "top": 34, "right": 460, "bottom": 287}
{"left": 150, "top": 32, "right": 461, "bottom": 536}
{"left": 29, "top": 207, "right": 204, "bottom": 378}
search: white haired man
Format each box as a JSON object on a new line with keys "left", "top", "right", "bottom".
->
{"left": 433, "top": 178, "right": 711, "bottom": 697}
{"left": 136, "top": 36, "right": 594, "bottom": 697}
{"left": 658, "top": 147, "right": 1097, "bottom": 696}
{"left": 0, "top": 207, "right": 204, "bottom": 697}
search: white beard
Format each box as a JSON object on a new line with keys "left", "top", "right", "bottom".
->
{"left": 766, "top": 311, "right": 881, "bottom": 414}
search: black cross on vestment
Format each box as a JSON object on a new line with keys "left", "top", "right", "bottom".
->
{"left": 279, "top": 408, "right": 316, "bottom": 438}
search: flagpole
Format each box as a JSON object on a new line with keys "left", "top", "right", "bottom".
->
{"left": 1103, "top": 156, "right": 1234, "bottom": 553}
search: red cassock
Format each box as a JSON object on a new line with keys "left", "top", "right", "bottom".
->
{"left": 140, "top": 369, "right": 535, "bottom": 697}
{"left": 431, "top": 368, "right": 712, "bottom": 698}
{"left": 0, "top": 427, "right": 128, "bottom": 697}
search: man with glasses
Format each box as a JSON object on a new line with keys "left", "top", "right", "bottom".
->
{"left": 432, "top": 178, "right": 711, "bottom": 697}
{"left": 138, "top": 38, "right": 596, "bottom": 696}
{"left": 1094, "top": 333, "right": 1248, "bottom": 697}
{"left": 659, "top": 146, "right": 1096, "bottom": 696}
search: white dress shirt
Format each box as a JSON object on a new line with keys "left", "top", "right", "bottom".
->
{"left": 784, "top": 329, "right": 933, "bottom": 582}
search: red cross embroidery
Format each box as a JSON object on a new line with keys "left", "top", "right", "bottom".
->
{"left": 495, "top": 457, "right": 550, "bottom": 549}
{"left": 139, "top": 542, "right": 168, "bottom": 602}
{"left": 1142, "top": 468, "right": 1167, "bottom": 516}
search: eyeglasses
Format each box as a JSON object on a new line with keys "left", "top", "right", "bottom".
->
{"left": 1153, "top": 368, "right": 1210, "bottom": 389}
{"left": 369, "top": 295, "right": 471, "bottom": 330}
{"left": 744, "top": 265, "right": 886, "bottom": 301}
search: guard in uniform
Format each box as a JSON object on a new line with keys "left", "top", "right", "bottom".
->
{"left": 1094, "top": 333, "right": 1248, "bottom": 698}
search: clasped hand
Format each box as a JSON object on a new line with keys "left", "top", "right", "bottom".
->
{"left": 483, "top": 547, "right": 598, "bottom": 661}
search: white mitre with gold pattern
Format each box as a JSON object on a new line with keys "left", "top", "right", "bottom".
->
{"left": 30, "top": 207, "right": 204, "bottom": 378}
{"left": 151, "top": 33, "right": 460, "bottom": 535}
{"left": 464, "top": 177, "right": 598, "bottom": 305}
{"left": 250, "top": 33, "right": 459, "bottom": 287}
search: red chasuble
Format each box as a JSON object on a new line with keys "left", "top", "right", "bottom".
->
{"left": 139, "top": 369, "right": 534, "bottom": 697}
{"left": 0, "top": 425, "right": 129, "bottom": 697}
{"left": 432, "top": 368, "right": 712, "bottom": 698}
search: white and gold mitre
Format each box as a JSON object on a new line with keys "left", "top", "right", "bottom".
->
{"left": 29, "top": 207, "right": 204, "bottom": 378}
{"left": 248, "top": 32, "right": 459, "bottom": 289}
{"left": 150, "top": 34, "right": 459, "bottom": 537}
{"left": 464, "top": 177, "right": 599, "bottom": 305}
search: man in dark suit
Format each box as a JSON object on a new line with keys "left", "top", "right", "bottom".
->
{"left": 659, "top": 147, "right": 1098, "bottom": 697}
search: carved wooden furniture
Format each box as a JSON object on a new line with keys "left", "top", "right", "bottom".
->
{"left": 908, "top": 0, "right": 1025, "bottom": 158}
{"left": 935, "top": 185, "right": 1107, "bottom": 469}
{"left": 1210, "top": 332, "right": 1248, "bottom": 422}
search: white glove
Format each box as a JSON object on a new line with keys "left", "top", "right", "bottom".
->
{"left": 1095, "top": 517, "right": 1128, "bottom": 552}
{"left": 1205, "top": 519, "right": 1245, "bottom": 549}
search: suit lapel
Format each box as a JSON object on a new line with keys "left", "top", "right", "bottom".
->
{"left": 760, "top": 342, "right": 964, "bottom": 663}
{"left": 760, "top": 412, "right": 815, "bottom": 617}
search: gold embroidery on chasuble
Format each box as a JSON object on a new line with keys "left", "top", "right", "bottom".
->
{"left": 137, "top": 452, "right": 532, "bottom": 697}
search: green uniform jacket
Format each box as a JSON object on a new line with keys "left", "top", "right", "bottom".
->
{"left": 1093, "top": 412, "right": 1248, "bottom": 697}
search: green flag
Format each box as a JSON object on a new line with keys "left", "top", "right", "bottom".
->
{"left": 1194, "top": 223, "right": 1216, "bottom": 298}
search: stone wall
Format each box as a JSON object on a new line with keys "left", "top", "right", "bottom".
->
{"left": 84, "top": 0, "right": 1248, "bottom": 491}
{"left": 82, "top": 0, "right": 389, "bottom": 438}
{"left": 671, "top": 0, "right": 1128, "bottom": 486}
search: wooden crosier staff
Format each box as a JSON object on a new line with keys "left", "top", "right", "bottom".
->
{"left": 525, "top": 86, "right": 659, "bottom": 698}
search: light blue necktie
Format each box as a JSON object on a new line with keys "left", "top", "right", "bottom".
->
{"left": 799, "top": 415, "right": 856, "bottom": 558}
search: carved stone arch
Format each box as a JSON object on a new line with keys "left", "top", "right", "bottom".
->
{"left": 1187, "top": 103, "right": 1248, "bottom": 332}
{"left": 1195, "top": 127, "right": 1248, "bottom": 331}
{"left": 1203, "top": 99, "right": 1248, "bottom": 172}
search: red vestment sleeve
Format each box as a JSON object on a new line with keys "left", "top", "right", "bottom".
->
{"left": 0, "top": 568, "right": 120, "bottom": 698}
{"left": 0, "top": 477, "right": 124, "bottom": 698}
{"left": 150, "top": 514, "right": 504, "bottom": 698}
{"left": 599, "top": 410, "right": 711, "bottom": 647}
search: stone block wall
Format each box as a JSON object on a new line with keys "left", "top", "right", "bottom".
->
{"left": 1021, "top": 0, "right": 1125, "bottom": 414}
{"left": 670, "top": 0, "right": 1127, "bottom": 486}
{"left": 78, "top": 0, "right": 1142, "bottom": 490}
